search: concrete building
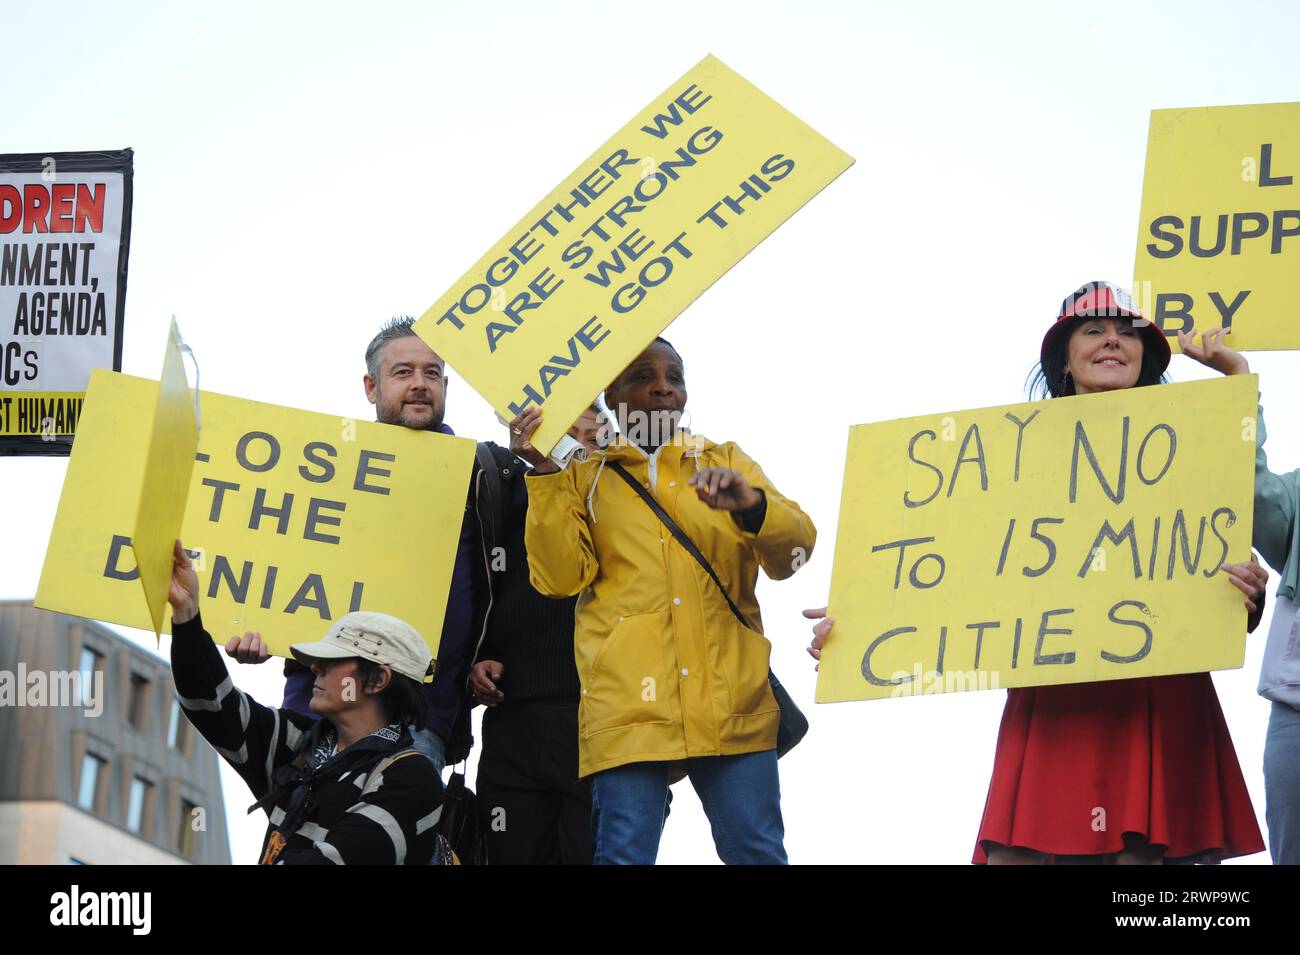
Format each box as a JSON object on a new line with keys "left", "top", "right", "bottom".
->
{"left": 0, "top": 601, "right": 231, "bottom": 864}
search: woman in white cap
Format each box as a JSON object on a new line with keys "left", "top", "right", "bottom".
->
{"left": 165, "top": 540, "right": 446, "bottom": 865}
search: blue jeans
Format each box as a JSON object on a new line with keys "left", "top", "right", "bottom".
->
{"left": 1265, "top": 700, "right": 1300, "bottom": 865}
{"left": 591, "top": 750, "right": 786, "bottom": 865}
{"left": 412, "top": 727, "right": 447, "bottom": 778}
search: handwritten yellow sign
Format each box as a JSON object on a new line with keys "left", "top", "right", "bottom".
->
{"left": 818, "top": 376, "right": 1257, "bottom": 702}
{"left": 415, "top": 54, "right": 853, "bottom": 454}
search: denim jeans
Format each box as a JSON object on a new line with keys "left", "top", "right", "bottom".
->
{"left": 412, "top": 727, "right": 447, "bottom": 778}
{"left": 591, "top": 749, "right": 786, "bottom": 865}
{"left": 1265, "top": 700, "right": 1300, "bottom": 865}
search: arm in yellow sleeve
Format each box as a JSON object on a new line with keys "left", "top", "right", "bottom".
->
{"left": 524, "top": 464, "right": 599, "bottom": 597}
{"left": 726, "top": 444, "right": 816, "bottom": 581}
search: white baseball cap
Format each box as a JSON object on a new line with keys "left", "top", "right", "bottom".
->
{"left": 290, "top": 611, "right": 435, "bottom": 684}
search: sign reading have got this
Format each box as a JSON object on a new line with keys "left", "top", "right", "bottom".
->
{"left": 415, "top": 54, "right": 853, "bottom": 456}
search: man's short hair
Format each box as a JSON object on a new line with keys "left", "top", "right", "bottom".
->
{"left": 365, "top": 316, "right": 421, "bottom": 379}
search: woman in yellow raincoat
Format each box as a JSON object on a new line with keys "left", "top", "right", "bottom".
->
{"left": 516, "top": 337, "right": 816, "bottom": 864}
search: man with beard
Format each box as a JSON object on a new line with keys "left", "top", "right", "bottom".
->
{"left": 228, "top": 317, "right": 495, "bottom": 777}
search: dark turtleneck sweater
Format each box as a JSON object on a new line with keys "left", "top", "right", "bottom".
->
{"left": 475, "top": 456, "right": 580, "bottom": 705}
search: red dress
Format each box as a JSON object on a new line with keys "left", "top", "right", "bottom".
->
{"left": 973, "top": 673, "right": 1265, "bottom": 863}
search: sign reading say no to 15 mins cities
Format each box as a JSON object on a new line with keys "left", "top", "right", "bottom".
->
{"left": 818, "top": 376, "right": 1257, "bottom": 703}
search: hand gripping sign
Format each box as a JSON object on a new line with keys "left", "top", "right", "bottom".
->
{"left": 37, "top": 371, "right": 475, "bottom": 658}
{"left": 1133, "top": 101, "right": 1300, "bottom": 351}
{"left": 817, "top": 376, "right": 1257, "bottom": 702}
{"left": 414, "top": 54, "right": 853, "bottom": 460}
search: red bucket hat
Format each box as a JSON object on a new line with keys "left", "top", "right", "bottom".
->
{"left": 1040, "top": 281, "right": 1171, "bottom": 375}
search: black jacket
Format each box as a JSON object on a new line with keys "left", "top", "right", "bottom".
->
{"left": 173, "top": 613, "right": 442, "bottom": 864}
{"left": 471, "top": 446, "right": 582, "bottom": 705}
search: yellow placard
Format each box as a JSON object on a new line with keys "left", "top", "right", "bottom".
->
{"left": 1133, "top": 101, "right": 1300, "bottom": 351}
{"left": 818, "top": 376, "right": 1257, "bottom": 703}
{"left": 0, "top": 392, "right": 83, "bottom": 436}
{"left": 37, "top": 370, "right": 476, "bottom": 657}
{"left": 415, "top": 53, "right": 853, "bottom": 453}
{"left": 130, "top": 320, "right": 199, "bottom": 638}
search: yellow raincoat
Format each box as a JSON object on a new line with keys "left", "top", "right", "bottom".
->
{"left": 525, "top": 432, "right": 816, "bottom": 777}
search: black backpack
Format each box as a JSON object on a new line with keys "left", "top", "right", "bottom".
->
{"left": 437, "top": 767, "right": 488, "bottom": 864}
{"left": 438, "top": 442, "right": 515, "bottom": 865}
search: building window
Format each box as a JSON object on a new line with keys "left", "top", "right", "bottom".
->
{"left": 179, "top": 799, "right": 199, "bottom": 857}
{"left": 128, "top": 673, "right": 151, "bottom": 731}
{"left": 127, "top": 776, "right": 151, "bottom": 833}
{"left": 77, "top": 753, "right": 105, "bottom": 812}
{"left": 77, "top": 647, "right": 103, "bottom": 708}
{"left": 167, "top": 698, "right": 186, "bottom": 750}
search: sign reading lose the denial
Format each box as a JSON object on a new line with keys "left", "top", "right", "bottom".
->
{"left": 817, "top": 376, "right": 1258, "bottom": 703}
{"left": 414, "top": 54, "right": 854, "bottom": 455}
{"left": 37, "top": 371, "right": 475, "bottom": 656}
{"left": 1133, "top": 101, "right": 1300, "bottom": 352}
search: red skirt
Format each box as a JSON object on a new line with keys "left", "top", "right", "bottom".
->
{"left": 973, "top": 674, "right": 1264, "bottom": 863}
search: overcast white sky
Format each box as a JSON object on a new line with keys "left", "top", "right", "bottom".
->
{"left": 3, "top": 0, "right": 1298, "bottom": 864}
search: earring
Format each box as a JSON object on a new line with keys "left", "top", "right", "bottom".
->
{"left": 1060, "top": 370, "right": 1072, "bottom": 394}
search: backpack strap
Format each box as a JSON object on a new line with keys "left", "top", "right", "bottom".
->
{"left": 358, "top": 748, "right": 426, "bottom": 797}
{"left": 466, "top": 441, "right": 519, "bottom": 669}
{"left": 473, "top": 441, "right": 513, "bottom": 553}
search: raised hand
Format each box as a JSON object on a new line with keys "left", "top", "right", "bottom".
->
{"left": 1178, "top": 327, "right": 1250, "bottom": 377}
{"left": 689, "top": 467, "right": 761, "bottom": 511}
{"left": 167, "top": 540, "right": 200, "bottom": 625}
{"left": 509, "top": 408, "right": 558, "bottom": 474}
{"left": 225, "top": 631, "right": 271, "bottom": 664}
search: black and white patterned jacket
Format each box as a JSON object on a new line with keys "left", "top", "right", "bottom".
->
{"left": 171, "top": 613, "right": 443, "bottom": 864}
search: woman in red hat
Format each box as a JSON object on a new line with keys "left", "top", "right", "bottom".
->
{"left": 808, "top": 281, "right": 1268, "bottom": 864}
